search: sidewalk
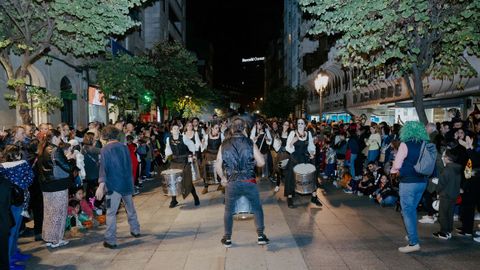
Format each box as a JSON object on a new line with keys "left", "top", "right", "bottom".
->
{"left": 19, "top": 178, "right": 480, "bottom": 270}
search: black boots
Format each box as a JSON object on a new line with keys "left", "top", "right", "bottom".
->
{"left": 169, "top": 197, "right": 178, "bottom": 208}
{"left": 287, "top": 197, "right": 295, "bottom": 208}
{"left": 311, "top": 196, "right": 323, "bottom": 207}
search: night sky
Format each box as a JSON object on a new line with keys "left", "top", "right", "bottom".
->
{"left": 186, "top": 0, "right": 283, "bottom": 105}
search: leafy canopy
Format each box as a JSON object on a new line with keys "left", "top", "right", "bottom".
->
{"left": 96, "top": 54, "right": 157, "bottom": 113}
{"left": 299, "top": 0, "right": 480, "bottom": 84}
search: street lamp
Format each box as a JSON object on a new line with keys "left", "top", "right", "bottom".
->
{"left": 314, "top": 73, "right": 329, "bottom": 121}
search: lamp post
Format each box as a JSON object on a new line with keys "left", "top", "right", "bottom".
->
{"left": 314, "top": 74, "right": 329, "bottom": 122}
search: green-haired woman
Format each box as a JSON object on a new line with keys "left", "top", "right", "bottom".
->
{"left": 390, "top": 121, "right": 431, "bottom": 253}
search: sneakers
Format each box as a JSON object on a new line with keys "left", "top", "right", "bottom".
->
{"left": 474, "top": 236, "right": 480, "bottom": 243}
{"left": 221, "top": 236, "right": 232, "bottom": 248}
{"left": 201, "top": 187, "right": 208, "bottom": 194}
{"left": 47, "top": 240, "right": 69, "bottom": 248}
{"left": 257, "top": 234, "right": 270, "bottom": 245}
{"left": 103, "top": 241, "right": 117, "bottom": 249}
{"left": 418, "top": 216, "right": 437, "bottom": 224}
{"left": 130, "top": 232, "right": 141, "bottom": 238}
{"left": 274, "top": 186, "right": 280, "bottom": 193}
{"left": 133, "top": 188, "right": 140, "bottom": 196}
{"left": 398, "top": 243, "right": 420, "bottom": 253}
{"left": 287, "top": 197, "right": 295, "bottom": 208}
{"left": 357, "top": 192, "right": 364, "bottom": 197}
{"left": 343, "top": 189, "right": 353, "bottom": 194}
{"left": 433, "top": 231, "right": 452, "bottom": 240}
{"left": 457, "top": 230, "right": 472, "bottom": 237}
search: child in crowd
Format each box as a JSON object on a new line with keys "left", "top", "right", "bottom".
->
{"left": 68, "top": 139, "right": 85, "bottom": 187}
{"left": 373, "top": 174, "right": 398, "bottom": 207}
{"left": 73, "top": 188, "right": 94, "bottom": 219}
{"left": 324, "top": 145, "right": 337, "bottom": 180}
{"left": 433, "top": 150, "right": 462, "bottom": 240}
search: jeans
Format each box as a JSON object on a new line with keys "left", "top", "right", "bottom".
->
{"left": 380, "top": 196, "right": 397, "bottom": 207}
{"left": 105, "top": 191, "right": 140, "bottom": 245}
{"left": 399, "top": 182, "right": 427, "bottom": 245}
{"left": 367, "top": 149, "right": 380, "bottom": 163}
{"left": 9, "top": 205, "right": 23, "bottom": 258}
{"left": 349, "top": 154, "right": 357, "bottom": 178}
{"left": 145, "top": 160, "right": 152, "bottom": 178}
{"left": 224, "top": 181, "right": 264, "bottom": 238}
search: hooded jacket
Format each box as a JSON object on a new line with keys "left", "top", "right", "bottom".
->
{"left": 436, "top": 162, "right": 462, "bottom": 199}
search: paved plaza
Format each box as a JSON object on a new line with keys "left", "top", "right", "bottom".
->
{"left": 19, "top": 178, "right": 480, "bottom": 270}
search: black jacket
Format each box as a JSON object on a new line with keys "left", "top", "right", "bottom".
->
{"left": 38, "top": 144, "right": 73, "bottom": 192}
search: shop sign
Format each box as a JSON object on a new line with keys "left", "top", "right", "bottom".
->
{"left": 348, "top": 80, "right": 408, "bottom": 107}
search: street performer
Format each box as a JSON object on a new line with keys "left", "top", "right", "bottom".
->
{"left": 284, "top": 118, "right": 323, "bottom": 208}
{"left": 200, "top": 121, "right": 224, "bottom": 194}
{"left": 164, "top": 122, "right": 200, "bottom": 208}
{"left": 215, "top": 117, "right": 269, "bottom": 248}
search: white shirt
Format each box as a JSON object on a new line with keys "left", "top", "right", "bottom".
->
{"left": 249, "top": 128, "right": 272, "bottom": 146}
{"left": 285, "top": 130, "right": 315, "bottom": 155}
{"left": 164, "top": 135, "right": 197, "bottom": 158}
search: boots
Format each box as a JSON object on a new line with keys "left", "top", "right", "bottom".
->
{"left": 311, "top": 196, "right": 323, "bottom": 207}
{"left": 287, "top": 197, "right": 295, "bottom": 208}
{"left": 169, "top": 197, "right": 178, "bottom": 208}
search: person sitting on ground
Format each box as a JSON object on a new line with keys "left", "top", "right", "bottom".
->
{"left": 373, "top": 174, "right": 398, "bottom": 207}
{"left": 357, "top": 172, "right": 375, "bottom": 196}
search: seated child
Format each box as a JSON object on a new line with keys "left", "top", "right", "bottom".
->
{"left": 373, "top": 174, "right": 398, "bottom": 207}
{"left": 73, "top": 187, "right": 94, "bottom": 219}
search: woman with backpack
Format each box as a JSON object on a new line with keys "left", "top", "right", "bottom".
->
{"left": 390, "top": 121, "right": 434, "bottom": 253}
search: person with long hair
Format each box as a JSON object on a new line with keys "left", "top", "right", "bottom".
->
{"left": 272, "top": 120, "right": 290, "bottom": 193}
{"left": 37, "top": 129, "right": 74, "bottom": 248}
{"left": 284, "top": 118, "right": 322, "bottom": 208}
{"left": 390, "top": 121, "right": 433, "bottom": 253}
{"left": 250, "top": 119, "right": 272, "bottom": 179}
{"left": 164, "top": 122, "right": 200, "bottom": 208}
{"left": 200, "top": 121, "right": 224, "bottom": 194}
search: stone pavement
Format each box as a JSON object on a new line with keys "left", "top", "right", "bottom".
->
{"left": 19, "top": 178, "right": 480, "bottom": 270}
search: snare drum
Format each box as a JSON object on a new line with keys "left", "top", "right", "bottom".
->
{"left": 191, "top": 160, "right": 202, "bottom": 182}
{"left": 234, "top": 195, "right": 253, "bottom": 220}
{"left": 293, "top": 163, "right": 316, "bottom": 194}
{"left": 161, "top": 169, "right": 183, "bottom": 196}
{"left": 205, "top": 160, "right": 219, "bottom": 185}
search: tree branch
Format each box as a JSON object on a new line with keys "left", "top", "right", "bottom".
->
{"left": 0, "top": 3, "right": 26, "bottom": 38}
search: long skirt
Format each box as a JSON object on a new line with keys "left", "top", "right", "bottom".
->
{"left": 170, "top": 161, "right": 194, "bottom": 199}
{"left": 284, "top": 156, "right": 315, "bottom": 197}
{"left": 42, "top": 189, "right": 68, "bottom": 243}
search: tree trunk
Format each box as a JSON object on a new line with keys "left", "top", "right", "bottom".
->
{"left": 412, "top": 70, "right": 428, "bottom": 124}
{"left": 16, "top": 67, "right": 32, "bottom": 124}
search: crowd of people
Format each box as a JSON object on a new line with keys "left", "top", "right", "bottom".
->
{"left": 1, "top": 107, "right": 480, "bottom": 269}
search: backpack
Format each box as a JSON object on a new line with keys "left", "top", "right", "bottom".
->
{"left": 414, "top": 141, "right": 437, "bottom": 176}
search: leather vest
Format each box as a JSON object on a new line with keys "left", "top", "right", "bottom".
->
{"left": 222, "top": 134, "right": 256, "bottom": 182}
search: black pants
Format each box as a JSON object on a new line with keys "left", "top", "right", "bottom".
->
{"left": 422, "top": 190, "right": 436, "bottom": 216}
{"left": 439, "top": 197, "right": 456, "bottom": 233}
{"left": 0, "top": 177, "right": 11, "bottom": 270}
{"left": 460, "top": 177, "right": 480, "bottom": 234}
{"left": 29, "top": 179, "right": 43, "bottom": 236}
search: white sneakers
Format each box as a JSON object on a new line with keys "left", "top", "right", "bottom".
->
{"left": 418, "top": 215, "right": 437, "bottom": 224}
{"left": 46, "top": 239, "right": 69, "bottom": 248}
{"left": 274, "top": 186, "right": 280, "bottom": 193}
{"left": 398, "top": 243, "right": 420, "bottom": 253}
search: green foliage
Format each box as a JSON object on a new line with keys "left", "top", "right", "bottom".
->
{"left": 261, "top": 86, "right": 299, "bottom": 118}
{"left": 147, "top": 42, "right": 206, "bottom": 106}
{"left": 300, "top": 0, "right": 480, "bottom": 81}
{"left": 4, "top": 86, "right": 63, "bottom": 114}
{"left": 300, "top": 0, "right": 480, "bottom": 123}
{"left": 96, "top": 54, "right": 157, "bottom": 114}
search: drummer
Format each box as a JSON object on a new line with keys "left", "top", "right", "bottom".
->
{"left": 250, "top": 118, "right": 272, "bottom": 179}
{"left": 284, "top": 118, "right": 323, "bottom": 208}
{"left": 164, "top": 122, "right": 200, "bottom": 208}
{"left": 200, "top": 121, "right": 224, "bottom": 194}
{"left": 272, "top": 120, "right": 291, "bottom": 193}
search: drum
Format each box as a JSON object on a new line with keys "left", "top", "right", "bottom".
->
{"left": 205, "top": 160, "right": 219, "bottom": 185}
{"left": 161, "top": 169, "right": 183, "bottom": 196}
{"left": 191, "top": 160, "right": 202, "bottom": 182}
{"left": 234, "top": 195, "right": 253, "bottom": 220}
{"left": 293, "top": 163, "right": 316, "bottom": 194}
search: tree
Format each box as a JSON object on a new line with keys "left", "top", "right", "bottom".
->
{"left": 262, "top": 86, "right": 299, "bottom": 118}
{"left": 96, "top": 54, "right": 157, "bottom": 115}
{"left": 147, "top": 42, "right": 206, "bottom": 120}
{"left": 0, "top": 0, "right": 146, "bottom": 124}
{"left": 300, "top": 0, "right": 480, "bottom": 124}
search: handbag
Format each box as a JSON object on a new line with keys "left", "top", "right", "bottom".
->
{"left": 52, "top": 148, "right": 70, "bottom": 180}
